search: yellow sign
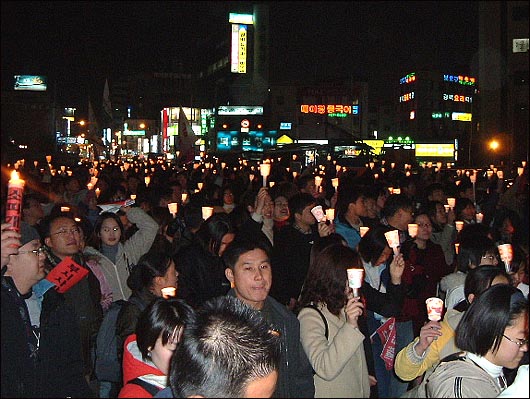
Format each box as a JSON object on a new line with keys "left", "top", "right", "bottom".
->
{"left": 238, "top": 25, "right": 247, "bottom": 74}
{"left": 451, "top": 112, "right": 472, "bottom": 121}
{"left": 277, "top": 134, "right": 294, "bottom": 144}
{"left": 363, "top": 140, "right": 385, "bottom": 155}
{"left": 415, "top": 144, "right": 454, "bottom": 158}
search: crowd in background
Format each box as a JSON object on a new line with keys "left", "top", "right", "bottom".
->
{"left": 1, "top": 154, "right": 528, "bottom": 398}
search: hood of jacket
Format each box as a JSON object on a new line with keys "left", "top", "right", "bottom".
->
{"left": 122, "top": 334, "right": 167, "bottom": 389}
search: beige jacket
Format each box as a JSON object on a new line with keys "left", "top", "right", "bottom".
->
{"left": 298, "top": 304, "right": 370, "bottom": 398}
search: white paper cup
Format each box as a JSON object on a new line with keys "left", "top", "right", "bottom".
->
{"left": 347, "top": 268, "right": 364, "bottom": 297}
{"left": 444, "top": 204, "right": 451, "bottom": 213}
{"left": 447, "top": 198, "right": 456, "bottom": 208}
{"left": 384, "top": 230, "right": 400, "bottom": 249}
{"left": 311, "top": 205, "right": 325, "bottom": 222}
{"left": 455, "top": 221, "right": 464, "bottom": 232}
{"left": 167, "top": 202, "right": 178, "bottom": 215}
{"left": 408, "top": 223, "right": 418, "bottom": 238}
{"left": 497, "top": 244, "right": 513, "bottom": 263}
{"left": 426, "top": 297, "right": 444, "bottom": 321}
{"left": 475, "top": 212, "right": 483, "bottom": 223}
{"left": 360, "top": 226, "right": 370, "bottom": 237}
{"left": 161, "top": 287, "right": 176, "bottom": 299}
{"left": 201, "top": 206, "right": 214, "bottom": 220}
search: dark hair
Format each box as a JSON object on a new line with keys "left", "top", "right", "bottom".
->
{"left": 127, "top": 250, "right": 173, "bottom": 292}
{"left": 39, "top": 213, "right": 77, "bottom": 239}
{"left": 88, "top": 212, "right": 125, "bottom": 249}
{"left": 382, "top": 194, "right": 413, "bottom": 219}
{"left": 296, "top": 174, "right": 315, "bottom": 191}
{"left": 358, "top": 224, "right": 392, "bottom": 265}
{"left": 309, "top": 233, "right": 347, "bottom": 266}
{"left": 299, "top": 244, "right": 360, "bottom": 316}
{"left": 455, "top": 284, "right": 527, "bottom": 356}
{"left": 456, "top": 266, "right": 511, "bottom": 311}
{"left": 135, "top": 297, "right": 194, "bottom": 360}
{"left": 456, "top": 235, "right": 497, "bottom": 272}
{"left": 423, "top": 200, "right": 445, "bottom": 232}
{"left": 288, "top": 192, "right": 316, "bottom": 223}
{"left": 195, "top": 212, "right": 234, "bottom": 256}
{"left": 425, "top": 183, "right": 445, "bottom": 199}
{"left": 336, "top": 183, "right": 366, "bottom": 221}
{"left": 169, "top": 296, "right": 281, "bottom": 398}
{"left": 222, "top": 236, "right": 271, "bottom": 270}
{"left": 454, "top": 197, "right": 475, "bottom": 219}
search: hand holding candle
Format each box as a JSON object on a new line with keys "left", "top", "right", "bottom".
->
{"left": 384, "top": 229, "right": 401, "bottom": 255}
{"left": 6, "top": 171, "right": 25, "bottom": 232}
{"left": 426, "top": 297, "right": 444, "bottom": 321}
{"left": 347, "top": 268, "right": 364, "bottom": 298}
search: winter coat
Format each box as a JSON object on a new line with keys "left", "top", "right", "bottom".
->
{"left": 118, "top": 334, "right": 166, "bottom": 398}
{"left": 395, "top": 308, "right": 463, "bottom": 382}
{"left": 227, "top": 290, "right": 315, "bottom": 398}
{"left": 270, "top": 224, "right": 319, "bottom": 306}
{"left": 176, "top": 241, "right": 231, "bottom": 308}
{"left": 84, "top": 206, "right": 159, "bottom": 303}
{"left": 298, "top": 303, "right": 370, "bottom": 397}
{"left": 1, "top": 277, "right": 94, "bottom": 398}
{"left": 334, "top": 216, "right": 362, "bottom": 250}
{"left": 431, "top": 224, "right": 457, "bottom": 267}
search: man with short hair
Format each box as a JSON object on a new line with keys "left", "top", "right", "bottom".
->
{"left": 40, "top": 213, "right": 103, "bottom": 382}
{"left": 154, "top": 296, "right": 281, "bottom": 398}
{"left": 381, "top": 193, "right": 414, "bottom": 245}
{"left": 223, "top": 237, "right": 315, "bottom": 398}
{"left": 1, "top": 223, "right": 93, "bottom": 397}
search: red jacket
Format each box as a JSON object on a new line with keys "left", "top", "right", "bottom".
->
{"left": 118, "top": 334, "right": 166, "bottom": 398}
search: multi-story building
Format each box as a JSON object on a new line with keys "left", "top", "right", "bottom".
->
{"left": 396, "top": 70, "right": 478, "bottom": 164}
{"left": 478, "top": 1, "right": 529, "bottom": 165}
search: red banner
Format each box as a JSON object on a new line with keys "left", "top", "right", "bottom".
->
{"left": 46, "top": 257, "right": 88, "bottom": 293}
{"left": 376, "top": 317, "right": 396, "bottom": 370}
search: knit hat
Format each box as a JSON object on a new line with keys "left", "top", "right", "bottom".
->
{"left": 20, "top": 221, "right": 41, "bottom": 246}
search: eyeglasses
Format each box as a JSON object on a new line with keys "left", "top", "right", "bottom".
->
{"left": 102, "top": 227, "right": 120, "bottom": 233}
{"left": 17, "top": 247, "right": 46, "bottom": 256}
{"left": 52, "top": 227, "right": 81, "bottom": 236}
{"left": 503, "top": 334, "right": 528, "bottom": 347}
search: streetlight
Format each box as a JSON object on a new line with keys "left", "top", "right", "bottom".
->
{"left": 489, "top": 140, "right": 500, "bottom": 151}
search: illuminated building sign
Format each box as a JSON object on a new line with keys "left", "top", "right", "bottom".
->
{"left": 399, "top": 92, "right": 415, "bottom": 102}
{"left": 230, "top": 24, "right": 247, "bottom": 73}
{"left": 228, "top": 13, "right": 254, "bottom": 24}
{"left": 14, "top": 75, "right": 47, "bottom": 91}
{"left": 443, "top": 93, "right": 473, "bottom": 103}
{"left": 432, "top": 112, "right": 451, "bottom": 119}
{"left": 123, "top": 129, "right": 145, "bottom": 136}
{"left": 451, "top": 112, "right": 472, "bottom": 121}
{"left": 218, "top": 106, "right": 263, "bottom": 115}
{"left": 217, "top": 130, "right": 277, "bottom": 152}
{"left": 363, "top": 140, "right": 385, "bottom": 155}
{"left": 410, "top": 111, "right": 415, "bottom": 120}
{"left": 513, "top": 38, "right": 529, "bottom": 53}
{"left": 443, "top": 74, "right": 476, "bottom": 85}
{"left": 300, "top": 104, "right": 354, "bottom": 114}
{"left": 415, "top": 143, "right": 455, "bottom": 158}
{"left": 400, "top": 73, "right": 416, "bottom": 84}
{"left": 280, "top": 122, "right": 292, "bottom": 130}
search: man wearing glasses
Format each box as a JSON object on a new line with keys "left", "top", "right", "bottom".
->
{"left": 1, "top": 222, "right": 93, "bottom": 397}
{"left": 40, "top": 213, "right": 103, "bottom": 390}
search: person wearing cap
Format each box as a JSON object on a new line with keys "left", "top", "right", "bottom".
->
{"left": 1, "top": 222, "right": 94, "bottom": 397}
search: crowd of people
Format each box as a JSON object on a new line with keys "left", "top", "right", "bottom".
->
{"left": 1, "top": 154, "right": 528, "bottom": 398}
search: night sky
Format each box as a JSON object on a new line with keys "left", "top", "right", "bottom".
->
{"left": 1, "top": 1, "right": 479, "bottom": 113}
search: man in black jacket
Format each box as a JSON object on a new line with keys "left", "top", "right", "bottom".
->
{"left": 1, "top": 223, "right": 94, "bottom": 397}
{"left": 223, "top": 237, "right": 315, "bottom": 398}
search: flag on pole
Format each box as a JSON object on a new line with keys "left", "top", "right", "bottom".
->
{"left": 178, "top": 107, "right": 197, "bottom": 163}
{"left": 371, "top": 317, "right": 397, "bottom": 370}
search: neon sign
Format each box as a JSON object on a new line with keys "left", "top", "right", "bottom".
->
{"left": 452, "top": 112, "right": 472, "bottom": 121}
{"left": 443, "top": 93, "right": 473, "bottom": 103}
{"left": 399, "top": 92, "right": 415, "bottom": 102}
{"left": 300, "top": 104, "right": 354, "bottom": 114}
{"left": 443, "top": 74, "right": 476, "bottom": 86}
{"left": 400, "top": 73, "right": 416, "bottom": 84}
{"left": 230, "top": 24, "right": 247, "bottom": 74}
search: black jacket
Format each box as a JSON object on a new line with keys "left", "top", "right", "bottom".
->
{"left": 1, "top": 277, "right": 94, "bottom": 397}
{"left": 176, "top": 241, "right": 231, "bottom": 309}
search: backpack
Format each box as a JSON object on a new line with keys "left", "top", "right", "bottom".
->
{"left": 94, "top": 296, "right": 146, "bottom": 384}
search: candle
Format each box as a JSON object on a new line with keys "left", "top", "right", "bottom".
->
{"left": 454, "top": 243, "right": 460, "bottom": 254}
{"left": 360, "top": 226, "right": 370, "bottom": 237}
{"left": 197, "top": 182, "right": 203, "bottom": 190}
{"left": 181, "top": 193, "right": 188, "bottom": 203}
{"left": 95, "top": 188, "right": 101, "bottom": 198}
{"left": 260, "top": 163, "right": 271, "bottom": 187}
{"left": 447, "top": 198, "right": 456, "bottom": 208}
{"left": 168, "top": 202, "right": 178, "bottom": 217}
{"left": 269, "top": 181, "right": 275, "bottom": 188}
{"left": 144, "top": 176, "right": 151, "bottom": 187}
{"left": 314, "top": 175, "right": 322, "bottom": 187}
{"left": 476, "top": 212, "right": 484, "bottom": 223}
{"left": 444, "top": 204, "right": 451, "bottom": 213}
{"left": 130, "top": 194, "right": 137, "bottom": 200}
{"left": 201, "top": 206, "right": 214, "bottom": 220}
{"left": 408, "top": 223, "right": 418, "bottom": 238}
{"left": 46, "top": 155, "right": 52, "bottom": 164}
{"left": 325, "top": 208, "right": 335, "bottom": 223}
{"left": 518, "top": 167, "right": 524, "bottom": 176}
{"left": 331, "top": 178, "right": 339, "bottom": 191}
{"left": 455, "top": 221, "right": 464, "bottom": 232}
{"left": 6, "top": 171, "right": 25, "bottom": 232}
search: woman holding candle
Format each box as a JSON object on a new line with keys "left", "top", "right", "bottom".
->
{"left": 424, "top": 200, "right": 457, "bottom": 267}
{"left": 400, "top": 212, "right": 453, "bottom": 336}
{"left": 84, "top": 205, "right": 159, "bottom": 304}
{"left": 297, "top": 244, "right": 370, "bottom": 397}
